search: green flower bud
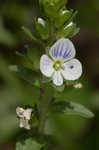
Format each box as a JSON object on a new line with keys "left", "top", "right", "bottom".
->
{"left": 55, "top": 9, "right": 73, "bottom": 28}
{"left": 56, "top": 22, "right": 79, "bottom": 38}
{"left": 35, "top": 18, "right": 50, "bottom": 40}
{"left": 41, "top": 0, "right": 68, "bottom": 18}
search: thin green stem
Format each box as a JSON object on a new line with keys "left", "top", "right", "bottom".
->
{"left": 39, "top": 97, "right": 48, "bottom": 134}
{"left": 39, "top": 84, "right": 53, "bottom": 134}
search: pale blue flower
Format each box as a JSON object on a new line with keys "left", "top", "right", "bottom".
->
{"left": 40, "top": 38, "right": 82, "bottom": 86}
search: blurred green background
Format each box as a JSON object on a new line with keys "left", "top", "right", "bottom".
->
{"left": 0, "top": 0, "right": 99, "bottom": 150}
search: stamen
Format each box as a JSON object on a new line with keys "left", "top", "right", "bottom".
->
{"left": 62, "top": 66, "right": 65, "bottom": 70}
{"left": 56, "top": 64, "right": 60, "bottom": 69}
{"left": 53, "top": 60, "right": 63, "bottom": 71}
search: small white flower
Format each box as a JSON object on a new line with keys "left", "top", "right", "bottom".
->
{"left": 16, "top": 107, "right": 32, "bottom": 130}
{"left": 40, "top": 38, "right": 82, "bottom": 86}
{"left": 38, "top": 18, "right": 45, "bottom": 27}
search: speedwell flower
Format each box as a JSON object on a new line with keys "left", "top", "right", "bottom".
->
{"left": 16, "top": 107, "right": 32, "bottom": 130}
{"left": 40, "top": 38, "right": 82, "bottom": 86}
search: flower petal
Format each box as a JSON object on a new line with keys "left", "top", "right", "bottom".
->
{"left": 24, "top": 109, "right": 32, "bottom": 120}
{"left": 49, "top": 38, "right": 76, "bottom": 62}
{"left": 40, "top": 55, "right": 54, "bottom": 77}
{"left": 19, "top": 119, "right": 30, "bottom": 130}
{"left": 61, "top": 59, "right": 82, "bottom": 80}
{"left": 16, "top": 107, "right": 24, "bottom": 118}
{"left": 24, "top": 120, "right": 31, "bottom": 130}
{"left": 19, "top": 118, "right": 25, "bottom": 128}
{"left": 53, "top": 71, "right": 63, "bottom": 86}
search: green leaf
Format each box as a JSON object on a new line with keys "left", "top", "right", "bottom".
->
{"left": 41, "top": 76, "right": 52, "bottom": 83}
{"left": 41, "top": 0, "right": 68, "bottom": 18}
{"left": 52, "top": 84, "right": 65, "bottom": 92}
{"left": 67, "top": 10, "right": 78, "bottom": 23}
{"left": 55, "top": 9, "right": 73, "bottom": 28}
{"left": 56, "top": 22, "right": 79, "bottom": 38}
{"left": 52, "top": 101, "right": 94, "bottom": 118}
{"left": 22, "top": 26, "right": 42, "bottom": 43}
{"left": 27, "top": 45, "right": 41, "bottom": 70}
{"left": 16, "top": 138, "right": 43, "bottom": 150}
{"left": 9, "top": 65, "right": 40, "bottom": 87}
{"left": 35, "top": 19, "right": 50, "bottom": 40}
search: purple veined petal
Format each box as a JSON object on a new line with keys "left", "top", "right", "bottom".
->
{"left": 40, "top": 55, "right": 54, "bottom": 77}
{"left": 52, "top": 44, "right": 60, "bottom": 58}
{"left": 54, "top": 47, "right": 58, "bottom": 57}
{"left": 61, "top": 59, "right": 82, "bottom": 81}
{"left": 59, "top": 43, "right": 64, "bottom": 57}
{"left": 63, "top": 48, "right": 72, "bottom": 59}
{"left": 49, "top": 38, "right": 76, "bottom": 62}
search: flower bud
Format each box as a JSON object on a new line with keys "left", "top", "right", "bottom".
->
{"left": 35, "top": 18, "right": 49, "bottom": 40}
{"left": 56, "top": 22, "right": 79, "bottom": 38}
{"left": 41, "top": 0, "right": 68, "bottom": 18}
{"left": 55, "top": 10, "right": 73, "bottom": 28}
{"left": 74, "top": 83, "right": 83, "bottom": 89}
{"left": 38, "top": 18, "right": 45, "bottom": 27}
